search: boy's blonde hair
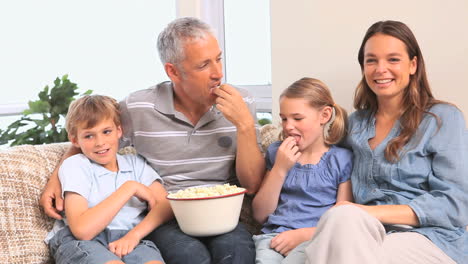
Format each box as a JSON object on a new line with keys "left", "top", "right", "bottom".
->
{"left": 280, "top": 77, "right": 348, "bottom": 145}
{"left": 66, "top": 95, "right": 121, "bottom": 139}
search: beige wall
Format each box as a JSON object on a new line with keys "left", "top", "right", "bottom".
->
{"left": 270, "top": 0, "right": 468, "bottom": 124}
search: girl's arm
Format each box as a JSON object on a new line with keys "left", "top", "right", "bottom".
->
{"left": 269, "top": 173, "right": 354, "bottom": 256}
{"left": 108, "top": 181, "right": 174, "bottom": 258}
{"left": 336, "top": 180, "right": 353, "bottom": 202}
{"left": 252, "top": 137, "right": 300, "bottom": 224}
{"left": 252, "top": 169, "right": 286, "bottom": 224}
{"left": 65, "top": 180, "right": 154, "bottom": 240}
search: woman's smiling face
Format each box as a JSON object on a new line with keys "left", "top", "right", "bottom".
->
{"left": 363, "top": 33, "right": 417, "bottom": 103}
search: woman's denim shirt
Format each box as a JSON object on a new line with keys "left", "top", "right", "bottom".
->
{"left": 346, "top": 104, "right": 468, "bottom": 263}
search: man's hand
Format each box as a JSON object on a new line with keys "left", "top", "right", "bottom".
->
{"left": 108, "top": 231, "right": 140, "bottom": 258}
{"left": 212, "top": 84, "right": 254, "bottom": 129}
{"left": 270, "top": 228, "right": 314, "bottom": 256}
{"left": 39, "top": 175, "right": 64, "bottom": 220}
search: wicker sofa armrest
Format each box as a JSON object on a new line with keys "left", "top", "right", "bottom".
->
{"left": 0, "top": 143, "right": 70, "bottom": 264}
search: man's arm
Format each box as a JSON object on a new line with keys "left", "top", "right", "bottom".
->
{"left": 213, "top": 84, "right": 265, "bottom": 194}
{"left": 39, "top": 145, "right": 82, "bottom": 219}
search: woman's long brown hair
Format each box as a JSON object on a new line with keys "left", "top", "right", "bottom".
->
{"left": 354, "top": 20, "right": 445, "bottom": 162}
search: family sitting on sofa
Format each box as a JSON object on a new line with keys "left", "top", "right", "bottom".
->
{"left": 39, "top": 17, "right": 467, "bottom": 264}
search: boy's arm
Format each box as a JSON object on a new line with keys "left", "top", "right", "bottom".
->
{"left": 66, "top": 180, "right": 154, "bottom": 240}
{"left": 40, "top": 145, "right": 82, "bottom": 219}
{"left": 108, "top": 181, "right": 173, "bottom": 258}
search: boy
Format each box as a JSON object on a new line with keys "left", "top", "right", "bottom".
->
{"left": 45, "top": 95, "right": 172, "bottom": 264}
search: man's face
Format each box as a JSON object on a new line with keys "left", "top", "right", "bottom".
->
{"left": 172, "top": 34, "right": 223, "bottom": 108}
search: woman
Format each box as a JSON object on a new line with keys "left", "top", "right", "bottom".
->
{"left": 305, "top": 20, "right": 467, "bottom": 264}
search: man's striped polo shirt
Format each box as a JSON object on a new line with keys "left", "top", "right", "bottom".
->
{"left": 119, "top": 81, "right": 261, "bottom": 192}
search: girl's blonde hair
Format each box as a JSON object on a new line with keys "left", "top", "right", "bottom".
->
{"left": 66, "top": 95, "right": 121, "bottom": 139}
{"left": 281, "top": 77, "right": 348, "bottom": 145}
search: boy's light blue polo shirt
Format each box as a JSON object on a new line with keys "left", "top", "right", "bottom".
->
{"left": 45, "top": 153, "right": 162, "bottom": 243}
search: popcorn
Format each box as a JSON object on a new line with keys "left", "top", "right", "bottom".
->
{"left": 168, "top": 184, "right": 245, "bottom": 199}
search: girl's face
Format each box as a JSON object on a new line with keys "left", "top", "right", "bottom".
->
{"left": 363, "top": 33, "right": 417, "bottom": 104}
{"left": 279, "top": 97, "right": 330, "bottom": 152}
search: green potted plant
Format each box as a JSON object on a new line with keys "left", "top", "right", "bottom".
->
{"left": 0, "top": 75, "right": 92, "bottom": 146}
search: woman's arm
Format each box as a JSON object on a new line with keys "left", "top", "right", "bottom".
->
{"left": 407, "top": 105, "right": 468, "bottom": 229}
{"left": 336, "top": 202, "right": 420, "bottom": 226}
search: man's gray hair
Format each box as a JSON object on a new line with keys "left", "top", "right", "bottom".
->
{"left": 157, "top": 17, "right": 213, "bottom": 65}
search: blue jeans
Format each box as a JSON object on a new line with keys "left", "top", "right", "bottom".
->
{"left": 146, "top": 219, "right": 255, "bottom": 264}
{"left": 49, "top": 226, "right": 164, "bottom": 264}
{"left": 253, "top": 233, "right": 310, "bottom": 264}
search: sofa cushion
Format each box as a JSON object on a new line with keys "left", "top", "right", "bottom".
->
{"left": 0, "top": 143, "right": 70, "bottom": 264}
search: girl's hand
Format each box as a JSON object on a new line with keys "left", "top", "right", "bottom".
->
{"left": 274, "top": 137, "right": 301, "bottom": 173}
{"left": 108, "top": 232, "right": 140, "bottom": 258}
{"left": 270, "top": 228, "right": 314, "bottom": 256}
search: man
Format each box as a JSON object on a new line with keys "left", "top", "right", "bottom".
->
{"left": 40, "top": 17, "right": 265, "bottom": 264}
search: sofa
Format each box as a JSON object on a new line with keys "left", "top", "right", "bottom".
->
{"left": 0, "top": 125, "right": 281, "bottom": 264}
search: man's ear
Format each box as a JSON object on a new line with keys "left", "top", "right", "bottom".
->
{"left": 320, "top": 106, "right": 333, "bottom": 125}
{"left": 165, "top": 62, "right": 182, "bottom": 83}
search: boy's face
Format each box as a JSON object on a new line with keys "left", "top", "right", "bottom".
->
{"left": 70, "top": 118, "right": 122, "bottom": 172}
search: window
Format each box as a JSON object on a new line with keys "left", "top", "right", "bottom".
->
{"left": 0, "top": 1, "right": 273, "bottom": 130}
{"left": 0, "top": 1, "right": 176, "bottom": 128}
{"left": 200, "top": 0, "right": 272, "bottom": 114}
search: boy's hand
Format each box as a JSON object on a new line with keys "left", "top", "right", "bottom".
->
{"left": 108, "top": 232, "right": 140, "bottom": 258}
{"left": 274, "top": 137, "right": 301, "bottom": 173}
{"left": 132, "top": 182, "right": 156, "bottom": 210}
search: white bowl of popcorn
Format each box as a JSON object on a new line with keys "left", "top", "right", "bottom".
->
{"left": 167, "top": 184, "right": 247, "bottom": 237}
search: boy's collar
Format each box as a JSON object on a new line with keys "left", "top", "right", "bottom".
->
{"left": 90, "top": 154, "right": 133, "bottom": 176}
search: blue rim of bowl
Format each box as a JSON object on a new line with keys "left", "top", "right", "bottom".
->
{"left": 166, "top": 188, "right": 247, "bottom": 201}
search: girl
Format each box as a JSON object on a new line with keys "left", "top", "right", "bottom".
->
{"left": 252, "top": 77, "right": 353, "bottom": 263}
